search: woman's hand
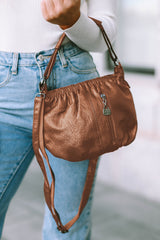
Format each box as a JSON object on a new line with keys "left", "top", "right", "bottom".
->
{"left": 41, "top": 0, "right": 81, "bottom": 29}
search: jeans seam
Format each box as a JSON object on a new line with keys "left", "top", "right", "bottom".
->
{"left": 67, "top": 59, "right": 97, "bottom": 74}
{"left": 0, "top": 66, "right": 12, "bottom": 88}
{"left": 0, "top": 51, "right": 83, "bottom": 68}
{"left": 0, "top": 121, "right": 33, "bottom": 134}
{"left": 0, "top": 62, "right": 50, "bottom": 67}
{"left": 0, "top": 144, "right": 33, "bottom": 201}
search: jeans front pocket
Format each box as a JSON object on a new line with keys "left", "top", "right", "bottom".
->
{"left": 0, "top": 65, "right": 11, "bottom": 88}
{"left": 67, "top": 51, "right": 97, "bottom": 74}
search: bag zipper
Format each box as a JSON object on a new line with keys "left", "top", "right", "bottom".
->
{"left": 100, "top": 94, "right": 117, "bottom": 145}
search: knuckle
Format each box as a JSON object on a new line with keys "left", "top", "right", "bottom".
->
{"left": 67, "top": 2, "right": 75, "bottom": 9}
{"left": 44, "top": 12, "right": 55, "bottom": 21}
{"left": 44, "top": 15, "right": 52, "bottom": 21}
{"left": 56, "top": 8, "right": 63, "bottom": 17}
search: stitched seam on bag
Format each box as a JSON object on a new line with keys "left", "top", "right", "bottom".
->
{"left": 45, "top": 75, "right": 118, "bottom": 98}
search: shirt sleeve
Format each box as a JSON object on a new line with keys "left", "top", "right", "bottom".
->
{"left": 64, "top": 0, "right": 117, "bottom": 52}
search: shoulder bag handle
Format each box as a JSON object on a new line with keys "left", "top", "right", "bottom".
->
{"left": 42, "top": 17, "right": 119, "bottom": 86}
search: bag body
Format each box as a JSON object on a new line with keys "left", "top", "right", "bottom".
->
{"left": 32, "top": 18, "right": 137, "bottom": 233}
{"left": 43, "top": 63, "right": 137, "bottom": 162}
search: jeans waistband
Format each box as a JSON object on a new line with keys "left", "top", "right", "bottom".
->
{"left": 0, "top": 41, "right": 84, "bottom": 67}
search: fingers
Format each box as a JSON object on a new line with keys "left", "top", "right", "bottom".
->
{"left": 64, "top": 0, "right": 80, "bottom": 9}
{"left": 41, "top": 0, "right": 55, "bottom": 21}
{"left": 41, "top": 0, "right": 80, "bottom": 26}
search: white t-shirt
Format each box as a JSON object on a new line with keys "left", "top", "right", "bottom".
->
{"left": 0, "top": 0, "right": 117, "bottom": 53}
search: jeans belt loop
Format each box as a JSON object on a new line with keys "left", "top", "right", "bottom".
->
{"left": 58, "top": 47, "right": 68, "bottom": 68}
{"left": 11, "top": 53, "right": 19, "bottom": 75}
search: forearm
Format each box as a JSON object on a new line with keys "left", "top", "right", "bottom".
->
{"left": 41, "top": 0, "right": 117, "bottom": 53}
{"left": 64, "top": 0, "right": 117, "bottom": 52}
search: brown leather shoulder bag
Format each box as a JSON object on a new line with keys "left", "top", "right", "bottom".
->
{"left": 32, "top": 18, "right": 137, "bottom": 233}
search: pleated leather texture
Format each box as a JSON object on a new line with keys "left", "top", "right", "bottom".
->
{"left": 37, "top": 63, "right": 137, "bottom": 162}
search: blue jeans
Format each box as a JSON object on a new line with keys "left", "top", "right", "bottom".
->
{"left": 0, "top": 41, "right": 100, "bottom": 240}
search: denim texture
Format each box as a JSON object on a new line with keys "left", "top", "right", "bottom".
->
{"left": 0, "top": 41, "right": 100, "bottom": 240}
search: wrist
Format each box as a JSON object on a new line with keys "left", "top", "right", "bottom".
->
{"left": 59, "top": 24, "right": 73, "bottom": 30}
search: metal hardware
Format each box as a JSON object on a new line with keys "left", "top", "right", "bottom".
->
{"left": 57, "top": 226, "right": 68, "bottom": 233}
{"left": 39, "top": 80, "right": 47, "bottom": 93}
{"left": 35, "top": 92, "right": 45, "bottom": 98}
{"left": 103, "top": 108, "right": 111, "bottom": 116}
{"left": 38, "top": 55, "right": 44, "bottom": 61}
{"left": 100, "top": 94, "right": 111, "bottom": 116}
{"left": 38, "top": 54, "right": 51, "bottom": 61}
{"left": 114, "top": 59, "right": 120, "bottom": 66}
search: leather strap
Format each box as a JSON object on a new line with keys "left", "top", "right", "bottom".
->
{"left": 32, "top": 96, "right": 67, "bottom": 232}
{"left": 42, "top": 17, "right": 118, "bottom": 83}
{"left": 89, "top": 17, "right": 118, "bottom": 65}
{"left": 43, "top": 33, "right": 66, "bottom": 82}
{"left": 32, "top": 95, "right": 99, "bottom": 232}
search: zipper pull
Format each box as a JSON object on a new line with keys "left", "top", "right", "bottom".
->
{"left": 100, "top": 94, "right": 111, "bottom": 116}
